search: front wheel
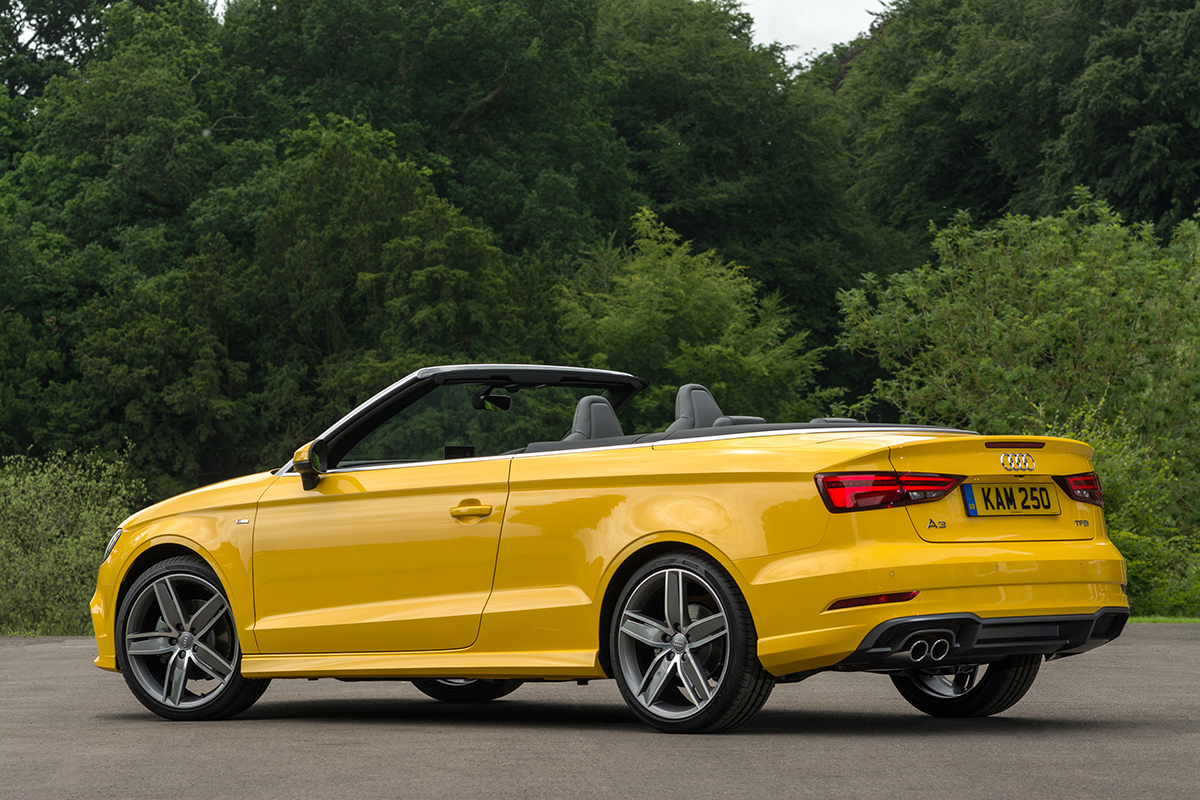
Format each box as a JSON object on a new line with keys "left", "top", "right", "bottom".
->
{"left": 410, "top": 678, "right": 524, "bottom": 703}
{"left": 116, "top": 556, "right": 270, "bottom": 721}
{"left": 890, "top": 655, "right": 1041, "bottom": 718}
{"left": 610, "top": 551, "right": 774, "bottom": 733}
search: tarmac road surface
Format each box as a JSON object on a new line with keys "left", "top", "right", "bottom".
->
{"left": 2, "top": 624, "right": 1196, "bottom": 800}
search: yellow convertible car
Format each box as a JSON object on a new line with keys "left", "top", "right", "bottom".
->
{"left": 91, "top": 365, "right": 1128, "bottom": 732}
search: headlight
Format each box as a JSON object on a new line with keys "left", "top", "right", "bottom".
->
{"left": 103, "top": 528, "right": 123, "bottom": 562}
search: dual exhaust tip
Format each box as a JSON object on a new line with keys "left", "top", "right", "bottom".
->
{"left": 907, "top": 637, "right": 952, "bottom": 663}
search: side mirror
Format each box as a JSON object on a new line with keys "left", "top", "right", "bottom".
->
{"left": 293, "top": 439, "right": 328, "bottom": 491}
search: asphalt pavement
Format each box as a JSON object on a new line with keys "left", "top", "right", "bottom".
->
{"left": 2, "top": 624, "right": 1196, "bottom": 800}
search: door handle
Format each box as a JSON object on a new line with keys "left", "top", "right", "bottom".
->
{"left": 450, "top": 504, "right": 493, "bottom": 519}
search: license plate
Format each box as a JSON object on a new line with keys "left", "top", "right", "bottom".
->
{"left": 962, "top": 483, "right": 1061, "bottom": 516}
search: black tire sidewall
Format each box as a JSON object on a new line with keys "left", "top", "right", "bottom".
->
{"left": 890, "top": 655, "right": 1042, "bottom": 718}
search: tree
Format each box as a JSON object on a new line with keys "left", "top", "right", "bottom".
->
{"left": 222, "top": 0, "right": 638, "bottom": 258}
{"left": 826, "top": 0, "right": 1200, "bottom": 237}
{"left": 1, "top": 0, "right": 105, "bottom": 98}
{"left": 839, "top": 195, "right": 1200, "bottom": 612}
{"left": 0, "top": 448, "right": 145, "bottom": 635}
{"left": 826, "top": 0, "right": 1012, "bottom": 233}
{"left": 600, "top": 0, "right": 909, "bottom": 347}
{"left": 560, "top": 208, "right": 836, "bottom": 431}
{"left": 244, "top": 123, "right": 558, "bottom": 459}
{"left": 838, "top": 193, "right": 1200, "bottom": 506}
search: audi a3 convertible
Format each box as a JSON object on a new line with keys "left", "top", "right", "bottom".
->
{"left": 91, "top": 365, "right": 1128, "bottom": 732}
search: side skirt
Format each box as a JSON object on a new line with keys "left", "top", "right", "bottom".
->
{"left": 240, "top": 649, "right": 606, "bottom": 680}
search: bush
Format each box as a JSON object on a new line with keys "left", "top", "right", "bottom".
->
{"left": 0, "top": 449, "right": 144, "bottom": 635}
{"left": 1109, "top": 531, "right": 1200, "bottom": 618}
{"left": 1030, "top": 401, "right": 1198, "bottom": 616}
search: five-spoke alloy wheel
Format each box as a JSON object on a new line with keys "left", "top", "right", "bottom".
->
{"left": 610, "top": 552, "right": 773, "bottom": 733}
{"left": 116, "top": 556, "right": 269, "bottom": 721}
{"left": 890, "top": 655, "right": 1041, "bottom": 717}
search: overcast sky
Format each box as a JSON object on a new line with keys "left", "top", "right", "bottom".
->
{"left": 739, "top": 0, "right": 889, "bottom": 62}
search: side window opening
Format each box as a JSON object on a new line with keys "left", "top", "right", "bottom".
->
{"left": 336, "top": 383, "right": 602, "bottom": 468}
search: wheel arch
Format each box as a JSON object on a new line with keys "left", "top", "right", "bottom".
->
{"left": 595, "top": 536, "right": 746, "bottom": 678}
{"left": 114, "top": 542, "right": 213, "bottom": 635}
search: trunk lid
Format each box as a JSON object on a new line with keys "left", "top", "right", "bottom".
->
{"left": 889, "top": 435, "right": 1103, "bottom": 543}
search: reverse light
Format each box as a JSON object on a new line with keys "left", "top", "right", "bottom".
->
{"left": 829, "top": 590, "right": 921, "bottom": 610}
{"left": 815, "top": 472, "right": 965, "bottom": 513}
{"left": 1054, "top": 472, "right": 1104, "bottom": 507}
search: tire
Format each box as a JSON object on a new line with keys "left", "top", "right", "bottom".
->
{"left": 609, "top": 551, "right": 774, "bottom": 733}
{"left": 890, "top": 655, "right": 1042, "bottom": 718}
{"left": 115, "top": 555, "right": 270, "bottom": 721}
{"left": 411, "top": 678, "right": 524, "bottom": 703}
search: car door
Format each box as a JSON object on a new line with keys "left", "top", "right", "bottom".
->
{"left": 251, "top": 382, "right": 513, "bottom": 655}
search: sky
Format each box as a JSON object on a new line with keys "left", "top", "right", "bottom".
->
{"left": 738, "top": 0, "right": 889, "bottom": 62}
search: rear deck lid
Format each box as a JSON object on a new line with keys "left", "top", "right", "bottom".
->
{"left": 889, "top": 435, "right": 1103, "bottom": 543}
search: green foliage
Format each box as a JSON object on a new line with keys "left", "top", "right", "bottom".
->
{"left": 830, "top": 0, "right": 1011, "bottom": 233}
{"left": 827, "top": 0, "right": 1200, "bottom": 236}
{"left": 841, "top": 199, "right": 1200, "bottom": 616}
{"left": 601, "top": 0, "right": 910, "bottom": 344}
{"left": 247, "top": 126, "right": 553, "bottom": 443}
{"left": 0, "top": 311, "right": 61, "bottom": 453}
{"left": 1, "top": 0, "right": 105, "bottom": 99}
{"left": 560, "top": 209, "right": 836, "bottom": 431}
{"left": 24, "top": 123, "right": 558, "bottom": 489}
{"left": 1029, "top": 400, "right": 1175, "bottom": 538}
{"left": 0, "top": 448, "right": 145, "bottom": 635}
{"left": 1029, "top": 400, "right": 1197, "bottom": 616}
{"left": 225, "top": 0, "right": 638, "bottom": 257}
{"left": 1109, "top": 531, "right": 1200, "bottom": 617}
{"left": 839, "top": 196, "right": 1200, "bottom": 453}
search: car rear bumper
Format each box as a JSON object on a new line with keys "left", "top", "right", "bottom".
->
{"left": 741, "top": 527, "right": 1128, "bottom": 676}
{"left": 831, "top": 606, "right": 1129, "bottom": 672}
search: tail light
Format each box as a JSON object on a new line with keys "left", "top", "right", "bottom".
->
{"left": 1054, "top": 472, "right": 1104, "bottom": 507}
{"left": 815, "top": 472, "right": 965, "bottom": 513}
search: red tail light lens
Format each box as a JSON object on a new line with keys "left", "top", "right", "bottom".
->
{"left": 815, "top": 472, "right": 965, "bottom": 513}
{"left": 1054, "top": 472, "right": 1104, "bottom": 507}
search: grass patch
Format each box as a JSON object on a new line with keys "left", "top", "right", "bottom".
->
{"left": 1129, "top": 616, "right": 1200, "bottom": 623}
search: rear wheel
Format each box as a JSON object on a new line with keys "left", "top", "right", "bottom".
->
{"left": 610, "top": 551, "right": 774, "bottom": 733}
{"left": 116, "top": 556, "right": 269, "bottom": 721}
{"left": 410, "top": 678, "right": 524, "bottom": 703}
{"left": 890, "top": 655, "right": 1041, "bottom": 717}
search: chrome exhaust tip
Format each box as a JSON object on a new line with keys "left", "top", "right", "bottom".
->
{"left": 909, "top": 639, "right": 930, "bottom": 662}
{"left": 930, "top": 638, "right": 951, "bottom": 661}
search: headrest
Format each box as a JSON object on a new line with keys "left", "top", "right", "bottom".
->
{"left": 563, "top": 395, "right": 624, "bottom": 441}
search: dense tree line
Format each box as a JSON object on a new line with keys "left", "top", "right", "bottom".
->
{"left": 2, "top": 0, "right": 1198, "bottom": 616}
{"left": 2, "top": 0, "right": 884, "bottom": 497}
{"left": 813, "top": 0, "right": 1200, "bottom": 240}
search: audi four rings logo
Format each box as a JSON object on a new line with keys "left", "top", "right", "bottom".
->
{"left": 1000, "top": 452, "right": 1036, "bottom": 471}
